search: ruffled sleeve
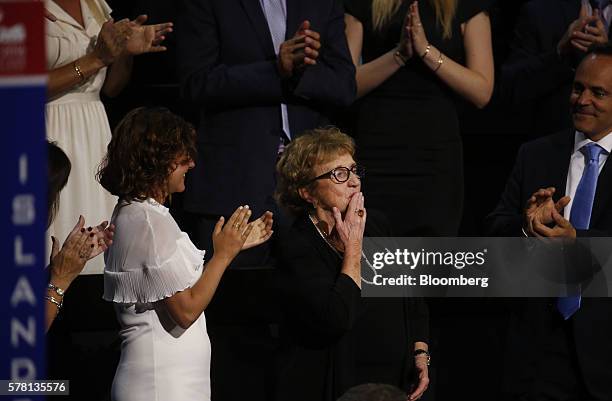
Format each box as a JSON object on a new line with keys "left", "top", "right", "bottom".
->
{"left": 103, "top": 201, "right": 206, "bottom": 304}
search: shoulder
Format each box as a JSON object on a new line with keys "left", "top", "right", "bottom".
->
{"left": 458, "top": 0, "right": 493, "bottom": 24}
{"left": 343, "top": 0, "right": 370, "bottom": 23}
{"left": 519, "top": 129, "right": 573, "bottom": 156}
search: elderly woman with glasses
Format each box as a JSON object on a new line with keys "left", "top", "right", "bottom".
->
{"left": 274, "top": 127, "right": 430, "bottom": 401}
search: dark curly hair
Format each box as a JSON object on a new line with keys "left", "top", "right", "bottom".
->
{"left": 275, "top": 127, "right": 355, "bottom": 216}
{"left": 97, "top": 107, "right": 196, "bottom": 202}
{"left": 47, "top": 141, "right": 71, "bottom": 228}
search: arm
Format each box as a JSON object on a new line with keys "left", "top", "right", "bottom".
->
{"left": 46, "top": 218, "right": 114, "bottom": 332}
{"left": 177, "top": 0, "right": 285, "bottom": 107}
{"left": 291, "top": 0, "right": 356, "bottom": 107}
{"left": 344, "top": 13, "right": 403, "bottom": 99}
{"left": 498, "top": 3, "right": 575, "bottom": 106}
{"left": 410, "top": 5, "right": 494, "bottom": 108}
{"left": 162, "top": 207, "right": 253, "bottom": 329}
{"left": 102, "top": 16, "right": 172, "bottom": 97}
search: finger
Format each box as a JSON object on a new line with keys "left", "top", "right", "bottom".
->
{"left": 555, "top": 196, "right": 571, "bottom": 212}
{"left": 226, "top": 206, "right": 244, "bottom": 229}
{"left": 295, "top": 20, "right": 310, "bottom": 36}
{"left": 241, "top": 223, "right": 254, "bottom": 241}
{"left": 45, "top": 9, "right": 57, "bottom": 22}
{"left": 584, "top": 25, "right": 604, "bottom": 36}
{"left": 304, "top": 47, "right": 319, "bottom": 60}
{"left": 579, "top": 1, "right": 588, "bottom": 19}
{"left": 213, "top": 216, "right": 224, "bottom": 236}
{"left": 571, "top": 30, "right": 600, "bottom": 42}
{"left": 303, "top": 29, "right": 321, "bottom": 41}
{"left": 50, "top": 236, "right": 59, "bottom": 262}
{"left": 551, "top": 207, "right": 570, "bottom": 228}
{"left": 533, "top": 217, "right": 553, "bottom": 237}
{"left": 303, "top": 57, "right": 317, "bottom": 65}
{"left": 332, "top": 206, "right": 343, "bottom": 227}
{"left": 133, "top": 14, "right": 148, "bottom": 25}
{"left": 571, "top": 40, "right": 589, "bottom": 52}
{"left": 148, "top": 45, "right": 168, "bottom": 53}
{"left": 304, "top": 36, "right": 321, "bottom": 50}
{"left": 287, "top": 40, "right": 307, "bottom": 52}
{"left": 238, "top": 206, "right": 252, "bottom": 232}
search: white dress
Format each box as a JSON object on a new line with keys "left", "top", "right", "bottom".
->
{"left": 45, "top": 0, "right": 117, "bottom": 274}
{"left": 104, "top": 199, "right": 211, "bottom": 401}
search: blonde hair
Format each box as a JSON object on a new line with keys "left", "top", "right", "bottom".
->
{"left": 372, "top": 0, "right": 457, "bottom": 39}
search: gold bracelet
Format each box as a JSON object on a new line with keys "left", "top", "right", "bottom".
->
{"left": 420, "top": 44, "right": 431, "bottom": 59}
{"left": 73, "top": 61, "right": 85, "bottom": 82}
{"left": 433, "top": 51, "right": 444, "bottom": 73}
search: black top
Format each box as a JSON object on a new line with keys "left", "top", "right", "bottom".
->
{"left": 275, "top": 210, "right": 429, "bottom": 401}
{"left": 344, "top": 0, "right": 488, "bottom": 102}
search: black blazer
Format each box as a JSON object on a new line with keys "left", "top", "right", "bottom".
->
{"left": 177, "top": 0, "right": 356, "bottom": 216}
{"left": 486, "top": 129, "right": 612, "bottom": 399}
{"left": 497, "top": 0, "right": 580, "bottom": 136}
{"left": 275, "top": 211, "right": 429, "bottom": 401}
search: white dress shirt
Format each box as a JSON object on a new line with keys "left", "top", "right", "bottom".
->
{"left": 563, "top": 131, "right": 612, "bottom": 220}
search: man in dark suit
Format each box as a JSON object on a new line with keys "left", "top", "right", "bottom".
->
{"left": 176, "top": 0, "right": 356, "bottom": 263}
{"left": 498, "top": 0, "right": 609, "bottom": 137}
{"left": 175, "top": 2, "right": 355, "bottom": 400}
{"left": 487, "top": 44, "right": 612, "bottom": 401}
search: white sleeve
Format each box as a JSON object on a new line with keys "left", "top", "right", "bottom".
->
{"left": 103, "top": 205, "right": 205, "bottom": 304}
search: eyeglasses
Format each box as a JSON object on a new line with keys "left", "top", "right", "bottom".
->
{"left": 310, "top": 165, "right": 365, "bottom": 183}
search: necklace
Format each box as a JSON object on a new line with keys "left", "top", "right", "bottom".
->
{"left": 307, "top": 214, "right": 378, "bottom": 284}
{"left": 308, "top": 213, "right": 342, "bottom": 258}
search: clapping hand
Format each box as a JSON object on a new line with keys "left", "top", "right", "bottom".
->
{"left": 49, "top": 216, "right": 115, "bottom": 290}
{"left": 277, "top": 20, "right": 321, "bottom": 78}
{"left": 120, "top": 15, "right": 173, "bottom": 55}
{"left": 212, "top": 206, "right": 254, "bottom": 262}
{"left": 523, "top": 187, "right": 571, "bottom": 237}
{"left": 242, "top": 211, "right": 274, "bottom": 250}
{"left": 407, "top": 1, "right": 429, "bottom": 59}
{"left": 558, "top": 3, "right": 608, "bottom": 56}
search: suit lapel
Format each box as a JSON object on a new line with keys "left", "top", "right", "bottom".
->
{"left": 239, "top": 0, "right": 276, "bottom": 58}
{"left": 560, "top": 0, "right": 580, "bottom": 27}
{"left": 285, "top": 0, "right": 302, "bottom": 40}
{"left": 549, "top": 130, "right": 575, "bottom": 199}
{"left": 591, "top": 150, "right": 612, "bottom": 225}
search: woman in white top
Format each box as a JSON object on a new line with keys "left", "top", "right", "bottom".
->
{"left": 98, "top": 107, "right": 274, "bottom": 401}
{"left": 46, "top": 0, "right": 172, "bottom": 274}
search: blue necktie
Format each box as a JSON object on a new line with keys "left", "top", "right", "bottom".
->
{"left": 557, "top": 143, "right": 607, "bottom": 319}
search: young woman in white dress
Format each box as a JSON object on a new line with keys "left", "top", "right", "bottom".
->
{"left": 45, "top": 0, "right": 172, "bottom": 274}
{"left": 98, "top": 107, "right": 274, "bottom": 401}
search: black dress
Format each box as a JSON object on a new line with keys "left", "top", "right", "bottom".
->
{"left": 275, "top": 211, "right": 429, "bottom": 401}
{"left": 344, "top": 0, "right": 489, "bottom": 236}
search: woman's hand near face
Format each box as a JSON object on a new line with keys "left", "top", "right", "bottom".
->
{"left": 212, "top": 206, "right": 253, "bottom": 263}
{"left": 333, "top": 192, "right": 366, "bottom": 256}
